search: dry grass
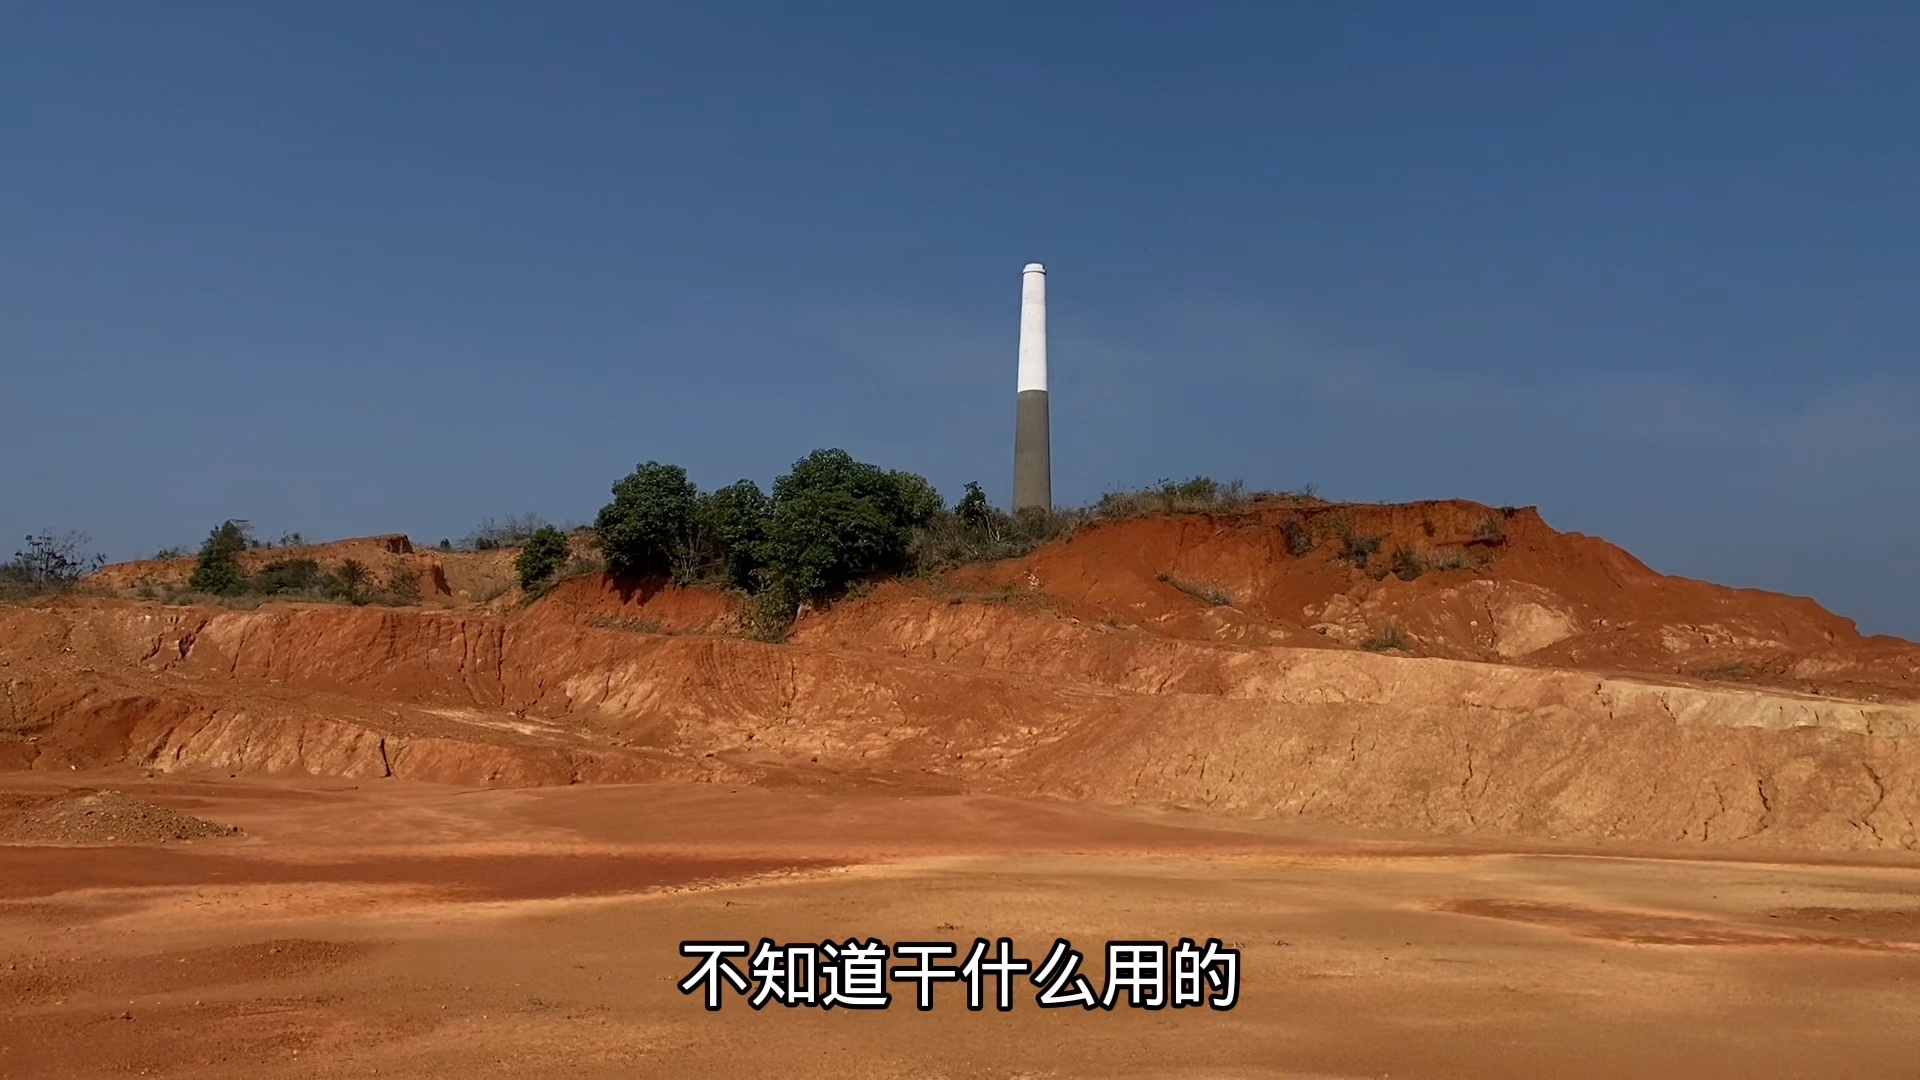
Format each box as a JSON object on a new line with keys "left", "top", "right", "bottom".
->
{"left": 1156, "top": 571, "right": 1233, "bottom": 606}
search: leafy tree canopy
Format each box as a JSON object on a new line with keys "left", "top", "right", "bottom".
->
{"left": 595, "top": 462, "right": 698, "bottom": 577}
{"left": 696, "top": 480, "right": 770, "bottom": 590}
{"left": 759, "top": 449, "right": 942, "bottom": 606}
{"left": 189, "top": 520, "right": 251, "bottom": 595}
{"left": 516, "top": 525, "right": 572, "bottom": 589}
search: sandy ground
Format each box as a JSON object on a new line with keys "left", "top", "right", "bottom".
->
{"left": 4, "top": 774, "right": 1920, "bottom": 1079}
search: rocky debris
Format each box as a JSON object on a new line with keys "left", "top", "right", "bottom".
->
{"left": 0, "top": 789, "right": 242, "bottom": 845}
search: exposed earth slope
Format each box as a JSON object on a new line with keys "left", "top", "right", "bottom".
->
{"left": 5, "top": 498, "right": 1917, "bottom": 851}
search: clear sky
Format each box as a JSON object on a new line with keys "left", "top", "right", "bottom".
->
{"left": 5, "top": 2, "right": 1916, "bottom": 637}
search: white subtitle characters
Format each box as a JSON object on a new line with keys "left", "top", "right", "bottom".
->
{"left": 679, "top": 935, "right": 1239, "bottom": 1012}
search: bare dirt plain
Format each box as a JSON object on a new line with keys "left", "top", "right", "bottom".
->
{"left": 5, "top": 776, "right": 1920, "bottom": 1078}
{"left": 6, "top": 499, "right": 1920, "bottom": 1076}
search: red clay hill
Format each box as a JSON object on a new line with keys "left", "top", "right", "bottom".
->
{"left": 4, "top": 497, "right": 1917, "bottom": 851}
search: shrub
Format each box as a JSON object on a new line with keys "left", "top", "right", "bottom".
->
{"left": 909, "top": 486, "right": 1090, "bottom": 577}
{"left": 758, "top": 449, "right": 939, "bottom": 605}
{"left": 1002, "top": 505, "right": 1086, "bottom": 547}
{"left": 1280, "top": 518, "right": 1313, "bottom": 557}
{"left": 159, "top": 587, "right": 267, "bottom": 610}
{"left": 1331, "top": 521, "right": 1383, "bottom": 569}
{"left": 694, "top": 480, "right": 771, "bottom": 589}
{"left": 515, "top": 526, "right": 571, "bottom": 590}
{"left": 462, "top": 514, "right": 547, "bottom": 552}
{"left": 595, "top": 462, "right": 698, "bottom": 577}
{"left": 5, "top": 532, "right": 104, "bottom": 592}
{"left": 383, "top": 559, "right": 423, "bottom": 605}
{"left": 255, "top": 558, "right": 327, "bottom": 594}
{"left": 888, "top": 470, "right": 945, "bottom": 526}
{"left": 334, "top": 559, "right": 372, "bottom": 605}
{"left": 743, "top": 588, "right": 800, "bottom": 643}
{"left": 591, "top": 615, "right": 666, "bottom": 634}
{"left": 189, "top": 521, "right": 251, "bottom": 595}
{"left": 1156, "top": 571, "right": 1232, "bottom": 606}
{"left": 955, "top": 482, "right": 992, "bottom": 534}
{"left": 1390, "top": 547, "right": 1425, "bottom": 581}
{"left": 1096, "top": 476, "right": 1247, "bottom": 519}
{"left": 1363, "top": 623, "right": 1409, "bottom": 652}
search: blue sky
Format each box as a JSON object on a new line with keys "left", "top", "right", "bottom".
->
{"left": 5, "top": 2, "right": 1917, "bottom": 637}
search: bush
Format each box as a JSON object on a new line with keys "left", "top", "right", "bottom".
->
{"left": 1280, "top": 518, "right": 1313, "bottom": 557}
{"left": 1156, "top": 571, "right": 1232, "bottom": 606}
{"left": 2, "top": 532, "right": 105, "bottom": 598}
{"left": 908, "top": 484, "right": 1089, "bottom": 577}
{"left": 189, "top": 521, "right": 251, "bottom": 595}
{"left": 955, "top": 482, "right": 992, "bottom": 534}
{"left": 743, "top": 589, "right": 800, "bottom": 643}
{"left": 1096, "top": 476, "right": 1247, "bottom": 519}
{"left": 1363, "top": 623, "right": 1409, "bottom": 652}
{"left": 1390, "top": 547, "right": 1425, "bottom": 581}
{"left": 334, "top": 559, "right": 372, "bottom": 605}
{"left": 595, "top": 462, "right": 698, "bottom": 577}
{"left": 255, "top": 558, "right": 326, "bottom": 594}
{"left": 757, "top": 449, "right": 941, "bottom": 608}
{"left": 694, "top": 480, "right": 770, "bottom": 589}
{"left": 888, "top": 470, "right": 944, "bottom": 526}
{"left": 463, "top": 514, "right": 548, "bottom": 552}
{"left": 1332, "top": 522, "right": 1383, "bottom": 570}
{"left": 383, "top": 559, "right": 423, "bottom": 605}
{"left": 516, "top": 525, "right": 571, "bottom": 590}
{"left": 1692, "top": 662, "right": 1763, "bottom": 682}
{"left": 591, "top": 615, "right": 666, "bottom": 634}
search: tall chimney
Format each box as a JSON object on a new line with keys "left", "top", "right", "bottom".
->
{"left": 1012, "top": 262, "right": 1051, "bottom": 512}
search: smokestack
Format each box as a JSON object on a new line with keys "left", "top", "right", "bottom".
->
{"left": 1012, "top": 262, "right": 1051, "bottom": 512}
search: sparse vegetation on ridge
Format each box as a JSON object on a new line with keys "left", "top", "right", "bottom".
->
{"left": 44, "top": 456, "right": 1310, "bottom": 629}
{"left": 462, "top": 514, "right": 549, "bottom": 552}
{"left": 1093, "top": 476, "right": 1249, "bottom": 519}
{"left": 122, "top": 521, "right": 432, "bottom": 608}
{"left": 1156, "top": 571, "right": 1233, "bottom": 607}
{"left": 1334, "top": 522, "right": 1385, "bottom": 570}
{"left": 0, "top": 532, "right": 104, "bottom": 599}
{"left": 586, "top": 457, "right": 1279, "bottom": 639}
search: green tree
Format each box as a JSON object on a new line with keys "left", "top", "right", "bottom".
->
{"left": 954, "top": 482, "right": 993, "bottom": 535}
{"left": 695, "top": 480, "right": 770, "bottom": 589}
{"left": 758, "top": 449, "right": 940, "bottom": 612}
{"left": 595, "top": 462, "right": 698, "bottom": 577}
{"left": 189, "top": 520, "right": 251, "bottom": 595}
{"left": 888, "top": 470, "right": 944, "bottom": 527}
{"left": 516, "top": 525, "right": 571, "bottom": 590}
